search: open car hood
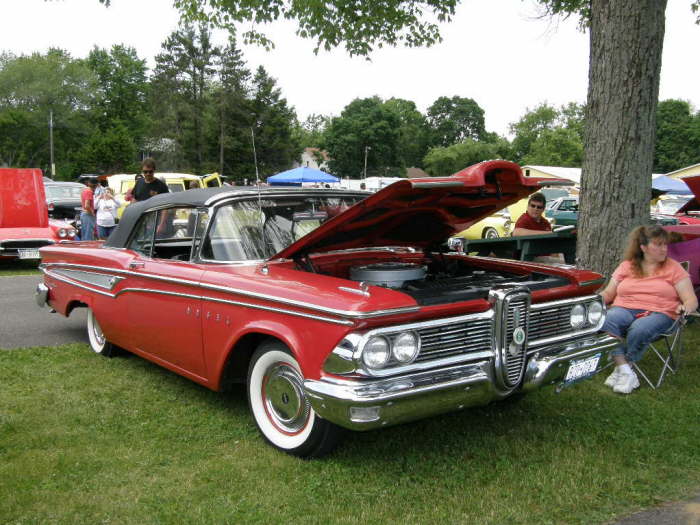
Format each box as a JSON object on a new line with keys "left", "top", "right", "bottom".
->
{"left": 677, "top": 174, "right": 700, "bottom": 215}
{"left": 271, "top": 160, "right": 565, "bottom": 260}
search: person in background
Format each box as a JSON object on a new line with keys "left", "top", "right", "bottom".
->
{"left": 512, "top": 192, "right": 551, "bottom": 236}
{"left": 132, "top": 158, "right": 168, "bottom": 201}
{"left": 80, "top": 177, "right": 98, "bottom": 241}
{"left": 599, "top": 225, "right": 698, "bottom": 394}
{"left": 95, "top": 188, "right": 121, "bottom": 240}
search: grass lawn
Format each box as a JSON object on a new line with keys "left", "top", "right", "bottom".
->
{"left": 0, "top": 259, "right": 41, "bottom": 276}
{"left": 2, "top": 329, "right": 700, "bottom": 524}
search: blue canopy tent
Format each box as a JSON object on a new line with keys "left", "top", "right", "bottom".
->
{"left": 267, "top": 166, "right": 339, "bottom": 186}
{"left": 652, "top": 175, "right": 691, "bottom": 195}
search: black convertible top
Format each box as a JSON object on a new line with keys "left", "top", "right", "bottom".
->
{"left": 104, "top": 185, "right": 369, "bottom": 248}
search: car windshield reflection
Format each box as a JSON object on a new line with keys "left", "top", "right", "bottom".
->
{"left": 201, "top": 195, "right": 364, "bottom": 261}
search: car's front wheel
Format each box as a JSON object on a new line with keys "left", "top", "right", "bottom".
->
{"left": 483, "top": 227, "right": 500, "bottom": 239}
{"left": 247, "top": 341, "right": 342, "bottom": 458}
{"left": 86, "top": 307, "right": 116, "bottom": 357}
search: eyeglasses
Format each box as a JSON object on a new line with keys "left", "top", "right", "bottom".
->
{"left": 529, "top": 203, "right": 544, "bottom": 210}
{"left": 142, "top": 170, "right": 154, "bottom": 175}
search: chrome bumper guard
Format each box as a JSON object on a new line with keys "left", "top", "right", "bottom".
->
{"left": 35, "top": 283, "right": 49, "bottom": 308}
{"left": 304, "top": 332, "right": 619, "bottom": 431}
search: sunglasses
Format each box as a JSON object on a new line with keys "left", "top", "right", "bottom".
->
{"left": 142, "top": 170, "right": 154, "bottom": 175}
{"left": 529, "top": 203, "right": 544, "bottom": 210}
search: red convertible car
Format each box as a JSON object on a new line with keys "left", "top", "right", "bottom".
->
{"left": 1, "top": 168, "right": 76, "bottom": 260}
{"left": 36, "top": 160, "right": 618, "bottom": 457}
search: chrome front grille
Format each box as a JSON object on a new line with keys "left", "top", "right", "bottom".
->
{"left": 529, "top": 305, "right": 576, "bottom": 342}
{"left": 416, "top": 318, "right": 492, "bottom": 362}
{"left": 504, "top": 296, "right": 529, "bottom": 385}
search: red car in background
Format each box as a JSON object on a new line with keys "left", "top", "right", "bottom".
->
{"left": 664, "top": 174, "right": 700, "bottom": 225}
{"left": 0, "top": 168, "right": 76, "bottom": 260}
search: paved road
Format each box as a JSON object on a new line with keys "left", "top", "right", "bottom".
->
{"left": 0, "top": 274, "right": 88, "bottom": 349}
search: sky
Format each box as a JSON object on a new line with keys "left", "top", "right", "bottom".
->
{"left": 2, "top": 0, "right": 699, "bottom": 137}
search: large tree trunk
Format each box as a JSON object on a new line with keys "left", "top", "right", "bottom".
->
{"left": 577, "top": 0, "right": 667, "bottom": 277}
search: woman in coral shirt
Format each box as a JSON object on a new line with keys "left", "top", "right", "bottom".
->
{"left": 599, "top": 225, "right": 697, "bottom": 394}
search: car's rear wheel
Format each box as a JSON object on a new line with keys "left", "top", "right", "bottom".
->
{"left": 247, "top": 341, "right": 342, "bottom": 458}
{"left": 86, "top": 307, "right": 116, "bottom": 357}
{"left": 483, "top": 227, "right": 499, "bottom": 239}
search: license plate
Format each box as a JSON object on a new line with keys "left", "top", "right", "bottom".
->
{"left": 564, "top": 353, "right": 601, "bottom": 383}
{"left": 17, "top": 248, "right": 41, "bottom": 259}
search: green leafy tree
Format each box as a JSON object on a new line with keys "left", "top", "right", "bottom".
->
{"left": 384, "top": 97, "right": 431, "bottom": 168}
{"left": 150, "top": 23, "right": 220, "bottom": 172}
{"left": 523, "top": 128, "right": 583, "bottom": 167}
{"left": 210, "top": 38, "right": 254, "bottom": 179}
{"left": 322, "top": 96, "right": 401, "bottom": 179}
{"left": 173, "top": 0, "right": 458, "bottom": 56}
{"left": 654, "top": 99, "right": 700, "bottom": 173}
{"left": 86, "top": 45, "right": 148, "bottom": 138}
{"left": 249, "top": 66, "right": 300, "bottom": 177}
{"left": 0, "top": 49, "right": 96, "bottom": 178}
{"left": 509, "top": 103, "right": 559, "bottom": 162}
{"left": 296, "top": 113, "right": 331, "bottom": 149}
{"left": 423, "top": 139, "right": 508, "bottom": 177}
{"left": 427, "top": 95, "right": 486, "bottom": 147}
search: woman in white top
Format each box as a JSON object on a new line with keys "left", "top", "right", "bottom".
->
{"left": 95, "top": 188, "right": 122, "bottom": 240}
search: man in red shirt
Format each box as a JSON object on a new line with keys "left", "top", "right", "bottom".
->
{"left": 512, "top": 192, "right": 551, "bottom": 236}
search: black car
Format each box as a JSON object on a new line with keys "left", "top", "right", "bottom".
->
{"left": 44, "top": 181, "right": 84, "bottom": 220}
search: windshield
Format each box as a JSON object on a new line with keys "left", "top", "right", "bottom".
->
{"left": 45, "top": 185, "right": 82, "bottom": 199}
{"left": 201, "top": 194, "right": 365, "bottom": 261}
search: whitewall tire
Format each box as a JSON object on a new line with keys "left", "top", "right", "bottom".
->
{"left": 87, "top": 307, "right": 115, "bottom": 357}
{"left": 247, "top": 341, "right": 341, "bottom": 458}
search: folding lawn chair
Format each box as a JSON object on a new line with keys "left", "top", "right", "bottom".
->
{"left": 631, "top": 312, "right": 688, "bottom": 390}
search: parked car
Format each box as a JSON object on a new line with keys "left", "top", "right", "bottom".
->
{"left": 548, "top": 196, "right": 678, "bottom": 227}
{"left": 105, "top": 172, "right": 222, "bottom": 217}
{"left": 37, "top": 160, "right": 617, "bottom": 457}
{"left": 44, "top": 181, "right": 84, "bottom": 221}
{"left": 455, "top": 209, "right": 512, "bottom": 239}
{"left": 1, "top": 168, "right": 76, "bottom": 260}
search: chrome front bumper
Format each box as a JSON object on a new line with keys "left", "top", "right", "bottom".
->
{"left": 304, "top": 333, "right": 619, "bottom": 431}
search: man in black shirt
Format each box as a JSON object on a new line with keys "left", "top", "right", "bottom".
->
{"left": 133, "top": 158, "right": 169, "bottom": 201}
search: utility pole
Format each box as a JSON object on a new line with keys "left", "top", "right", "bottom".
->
{"left": 363, "top": 145, "right": 370, "bottom": 180}
{"left": 49, "top": 110, "right": 55, "bottom": 178}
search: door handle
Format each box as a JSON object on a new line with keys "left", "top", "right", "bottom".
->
{"left": 129, "top": 261, "right": 145, "bottom": 269}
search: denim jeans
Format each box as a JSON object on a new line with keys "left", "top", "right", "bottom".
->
{"left": 602, "top": 306, "right": 674, "bottom": 363}
{"left": 80, "top": 212, "right": 96, "bottom": 241}
{"left": 97, "top": 225, "right": 115, "bottom": 239}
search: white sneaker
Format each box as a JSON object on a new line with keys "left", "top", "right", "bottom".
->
{"left": 604, "top": 368, "right": 620, "bottom": 388}
{"left": 613, "top": 371, "right": 640, "bottom": 394}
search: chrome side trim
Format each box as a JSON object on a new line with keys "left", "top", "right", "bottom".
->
{"left": 580, "top": 278, "right": 605, "bottom": 287}
{"left": 114, "top": 288, "right": 354, "bottom": 326}
{"left": 51, "top": 268, "right": 125, "bottom": 290}
{"left": 40, "top": 262, "right": 419, "bottom": 319}
{"left": 41, "top": 266, "right": 353, "bottom": 326}
{"left": 43, "top": 269, "right": 115, "bottom": 298}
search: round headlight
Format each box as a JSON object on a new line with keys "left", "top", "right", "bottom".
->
{"left": 58, "top": 228, "right": 67, "bottom": 238}
{"left": 67, "top": 229, "right": 76, "bottom": 238}
{"left": 392, "top": 332, "right": 419, "bottom": 363}
{"left": 570, "top": 304, "right": 586, "bottom": 329}
{"left": 362, "top": 336, "right": 390, "bottom": 369}
{"left": 587, "top": 301, "right": 603, "bottom": 325}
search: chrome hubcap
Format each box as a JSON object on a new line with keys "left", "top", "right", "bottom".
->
{"left": 263, "top": 363, "right": 310, "bottom": 433}
{"left": 92, "top": 315, "right": 105, "bottom": 347}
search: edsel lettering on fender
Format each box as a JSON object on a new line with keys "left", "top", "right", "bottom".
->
{"left": 37, "top": 160, "right": 618, "bottom": 458}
